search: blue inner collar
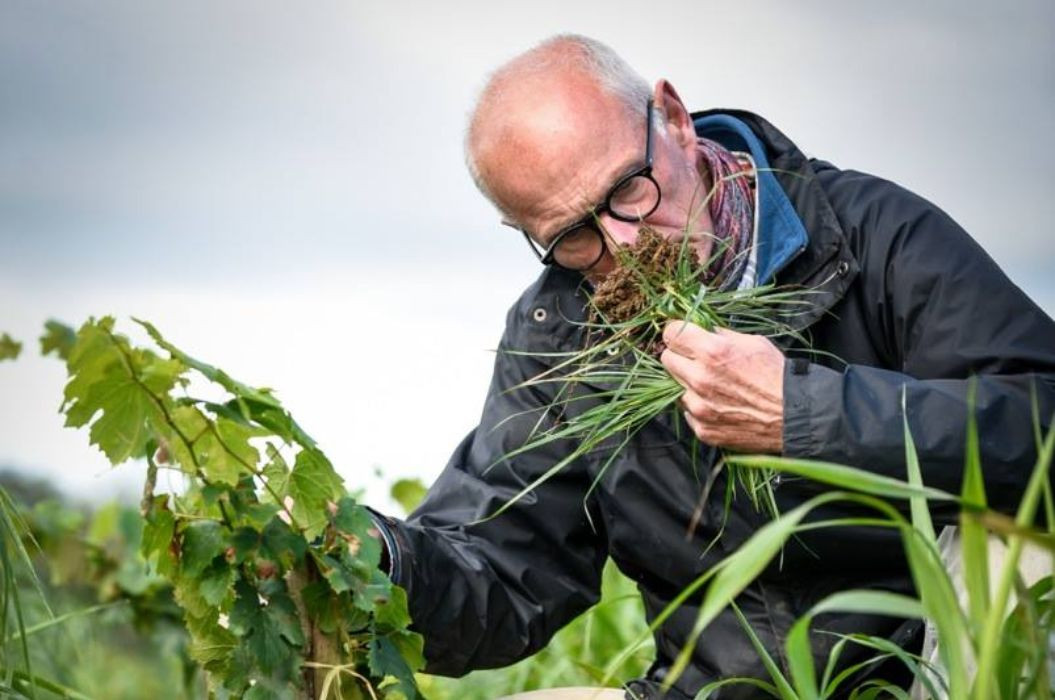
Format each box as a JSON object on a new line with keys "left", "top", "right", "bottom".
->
{"left": 693, "top": 114, "right": 808, "bottom": 283}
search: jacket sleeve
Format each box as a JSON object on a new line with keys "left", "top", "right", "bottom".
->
{"left": 782, "top": 171, "right": 1055, "bottom": 515}
{"left": 371, "top": 303, "right": 607, "bottom": 676}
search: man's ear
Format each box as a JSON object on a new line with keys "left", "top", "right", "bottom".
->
{"left": 653, "top": 79, "right": 697, "bottom": 149}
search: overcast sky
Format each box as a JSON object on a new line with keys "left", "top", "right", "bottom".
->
{"left": 2, "top": 1, "right": 1053, "bottom": 508}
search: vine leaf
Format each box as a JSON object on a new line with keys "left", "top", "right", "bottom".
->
{"left": 61, "top": 318, "right": 184, "bottom": 463}
{"left": 369, "top": 634, "right": 423, "bottom": 699}
{"left": 181, "top": 520, "right": 227, "bottom": 578}
{"left": 230, "top": 579, "right": 303, "bottom": 680}
{"left": 0, "top": 332, "right": 22, "bottom": 361}
{"left": 287, "top": 449, "right": 344, "bottom": 540}
{"left": 141, "top": 499, "right": 176, "bottom": 577}
{"left": 40, "top": 319, "right": 76, "bottom": 360}
{"left": 186, "top": 612, "right": 238, "bottom": 672}
{"left": 195, "top": 417, "right": 262, "bottom": 486}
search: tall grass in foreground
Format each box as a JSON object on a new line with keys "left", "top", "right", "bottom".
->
{"left": 491, "top": 228, "right": 813, "bottom": 523}
{"left": 600, "top": 393, "right": 1054, "bottom": 699}
{"left": 0, "top": 484, "right": 108, "bottom": 699}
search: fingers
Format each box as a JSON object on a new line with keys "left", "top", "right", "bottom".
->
{"left": 659, "top": 320, "right": 785, "bottom": 453}
{"left": 662, "top": 319, "right": 709, "bottom": 358}
{"left": 660, "top": 345, "right": 699, "bottom": 390}
{"left": 662, "top": 321, "right": 746, "bottom": 362}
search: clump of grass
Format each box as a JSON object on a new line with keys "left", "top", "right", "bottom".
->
{"left": 491, "top": 226, "right": 812, "bottom": 523}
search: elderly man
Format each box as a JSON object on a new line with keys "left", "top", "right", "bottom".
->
{"left": 370, "top": 35, "right": 1055, "bottom": 699}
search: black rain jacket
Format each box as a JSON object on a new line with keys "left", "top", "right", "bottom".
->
{"left": 373, "top": 111, "right": 1055, "bottom": 699}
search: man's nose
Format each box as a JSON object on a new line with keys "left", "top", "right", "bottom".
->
{"left": 598, "top": 214, "right": 641, "bottom": 248}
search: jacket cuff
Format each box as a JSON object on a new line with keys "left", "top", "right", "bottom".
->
{"left": 366, "top": 507, "right": 406, "bottom": 586}
{"left": 783, "top": 359, "right": 841, "bottom": 458}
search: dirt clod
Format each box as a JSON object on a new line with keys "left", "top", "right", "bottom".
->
{"left": 590, "top": 228, "right": 700, "bottom": 354}
{"left": 592, "top": 228, "right": 698, "bottom": 324}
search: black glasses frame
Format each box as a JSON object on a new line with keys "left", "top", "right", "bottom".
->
{"left": 509, "top": 99, "right": 662, "bottom": 271}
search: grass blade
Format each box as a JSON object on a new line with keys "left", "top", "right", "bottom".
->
{"left": 726, "top": 455, "right": 956, "bottom": 505}
{"left": 730, "top": 603, "right": 797, "bottom": 700}
{"left": 973, "top": 422, "right": 1055, "bottom": 699}
{"left": 664, "top": 492, "right": 846, "bottom": 690}
{"left": 960, "top": 379, "right": 990, "bottom": 638}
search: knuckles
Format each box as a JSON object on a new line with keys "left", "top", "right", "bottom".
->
{"left": 681, "top": 391, "right": 708, "bottom": 418}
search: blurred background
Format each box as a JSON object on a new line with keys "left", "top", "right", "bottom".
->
{"left": 2, "top": 0, "right": 1054, "bottom": 510}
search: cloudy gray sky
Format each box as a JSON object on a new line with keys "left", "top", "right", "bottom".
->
{"left": 2, "top": 1, "right": 1053, "bottom": 507}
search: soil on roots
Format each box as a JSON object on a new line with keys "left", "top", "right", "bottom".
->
{"left": 590, "top": 228, "right": 701, "bottom": 353}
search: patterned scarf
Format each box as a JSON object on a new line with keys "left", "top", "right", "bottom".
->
{"left": 696, "top": 137, "right": 755, "bottom": 289}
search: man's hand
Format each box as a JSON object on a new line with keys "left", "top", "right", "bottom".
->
{"left": 660, "top": 321, "right": 785, "bottom": 453}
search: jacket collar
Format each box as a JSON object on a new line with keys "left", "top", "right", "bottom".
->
{"left": 691, "top": 109, "right": 860, "bottom": 331}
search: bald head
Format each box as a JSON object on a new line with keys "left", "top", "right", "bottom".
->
{"left": 466, "top": 35, "right": 652, "bottom": 220}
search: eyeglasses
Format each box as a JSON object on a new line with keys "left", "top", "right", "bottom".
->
{"left": 506, "top": 99, "right": 662, "bottom": 271}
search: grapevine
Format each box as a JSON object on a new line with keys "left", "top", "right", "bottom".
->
{"left": 57, "top": 316, "right": 423, "bottom": 700}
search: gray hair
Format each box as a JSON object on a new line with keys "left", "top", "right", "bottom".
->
{"left": 465, "top": 34, "right": 653, "bottom": 215}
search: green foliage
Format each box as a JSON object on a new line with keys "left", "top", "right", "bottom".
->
{"left": 39, "top": 321, "right": 76, "bottom": 361}
{"left": 0, "top": 333, "right": 22, "bottom": 361}
{"left": 16, "top": 490, "right": 202, "bottom": 699}
{"left": 389, "top": 480, "right": 427, "bottom": 516}
{"left": 56, "top": 317, "right": 424, "bottom": 699}
{"left": 678, "top": 416, "right": 1055, "bottom": 699}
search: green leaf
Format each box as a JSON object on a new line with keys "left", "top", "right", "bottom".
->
{"left": 786, "top": 590, "right": 925, "bottom": 700}
{"left": 901, "top": 528, "right": 970, "bottom": 699}
{"left": 389, "top": 629, "right": 426, "bottom": 674}
{"left": 165, "top": 404, "right": 209, "bottom": 474}
{"left": 258, "top": 579, "right": 305, "bottom": 648}
{"left": 0, "top": 333, "right": 22, "bottom": 361}
{"left": 374, "top": 586, "right": 413, "bottom": 632}
{"left": 809, "top": 590, "right": 924, "bottom": 619}
{"left": 302, "top": 580, "right": 369, "bottom": 635}
{"left": 902, "top": 390, "right": 936, "bottom": 542}
{"left": 785, "top": 616, "right": 819, "bottom": 700}
{"left": 194, "top": 417, "right": 260, "bottom": 486}
{"left": 390, "top": 478, "right": 427, "bottom": 515}
{"left": 243, "top": 502, "right": 282, "bottom": 531}
{"left": 199, "top": 559, "right": 235, "bottom": 606}
{"left": 960, "top": 379, "right": 990, "bottom": 636}
{"left": 369, "top": 635, "right": 421, "bottom": 699}
{"left": 230, "top": 579, "right": 302, "bottom": 679}
{"left": 974, "top": 423, "right": 1055, "bottom": 699}
{"left": 229, "top": 526, "right": 262, "bottom": 564}
{"left": 185, "top": 612, "right": 238, "bottom": 672}
{"left": 39, "top": 319, "right": 76, "bottom": 360}
{"left": 135, "top": 318, "right": 289, "bottom": 418}
{"left": 315, "top": 552, "right": 357, "bottom": 594}
{"left": 666, "top": 493, "right": 844, "bottom": 689}
{"left": 728, "top": 454, "right": 956, "bottom": 505}
{"left": 181, "top": 520, "right": 226, "bottom": 577}
{"left": 260, "top": 517, "right": 306, "bottom": 568}
{"left": 729, "top": 603, "right": 796, "bottom": 700}
{"left": 262, "top": 444, "right": 291, "bottom": 501}
{"left": 333, "top": 497, "right": 382, "bottom": 570}
{"left": 61, "top": 319, "right": 181, "bottom": 464}
{"left": 900, "top": 392, "right": 972, "bottom": 699}
{"left": 141, "top": 499, "right": 176, "bottom": 576}
{"left": 288, "top": 448, "right": 344, "bottom": 538}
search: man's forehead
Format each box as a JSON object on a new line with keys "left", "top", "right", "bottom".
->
{"left": 487, "top": 94, "right": 639, "bottom": 231}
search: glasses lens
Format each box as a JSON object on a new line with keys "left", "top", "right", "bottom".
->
{"left": 608, "top": 174, "right": 661, "bottom": 222}
{"left": 551, "top": 224, "right": 605, "bottom": 270}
